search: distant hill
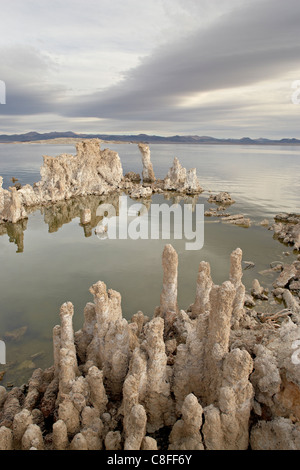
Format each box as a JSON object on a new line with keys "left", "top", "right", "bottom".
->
{"left": 0, "top": 131, "right": 300, "bottom": 145}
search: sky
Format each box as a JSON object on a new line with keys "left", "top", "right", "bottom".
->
{"left": 1, "top": 0, "right": 300, "bottom": 138}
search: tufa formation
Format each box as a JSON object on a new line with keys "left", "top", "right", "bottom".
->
{"left": 0, "top": 245, "right": 299, "bottom": 450}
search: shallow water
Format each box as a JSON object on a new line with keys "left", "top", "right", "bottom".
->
{"left": 0, "top": 142, "right": 299, "bottom": 387}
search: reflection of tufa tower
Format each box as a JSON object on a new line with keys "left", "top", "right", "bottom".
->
{"left": 0, "top": 340, "right": 5, "bottom": 364}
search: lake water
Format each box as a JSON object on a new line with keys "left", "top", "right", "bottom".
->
{"left": 0, "top": 142, "right": 300, "bottom": 387}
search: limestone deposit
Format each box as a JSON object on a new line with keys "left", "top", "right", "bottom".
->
{"left": 0, "top": 245, "right": 299, "bottom": 450}
{"left": 208, "top": 191, "right": 235, "bottom": 205}
{"left": 162, "top": 157, "right": 203, "bottom": 194}
{"left": 138, "top": 143, "right": 155, "bottom": 183}
{"left": 0, "top": 140, "right": 123, "bottom": 224}
{"left": 0, "top": 140, "right": 203, "bottom": 224}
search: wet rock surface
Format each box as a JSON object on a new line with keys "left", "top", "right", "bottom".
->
{"left": 208, "top": 191, "right": 235, "bottom": 205}
{"left": 271, "top": 213, "right": 300, "bottom": 251}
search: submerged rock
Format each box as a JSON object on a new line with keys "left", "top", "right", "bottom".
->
{"left": 275, "top": 213, "right": 300, "bottom": 224}
{"left": 251, "top": 279, "right": 269, "bottom": 300}
{"left": 221, "top": 214, "right": 251, "bottom": 228}
{"left": 4, "top": 326, "right": 27, "bottom": 342}
{"left": 273, "top": 264, "right": 297, "bottom": 288}
{"left": 208, "top": 191, "right": 235, "bottom": 205}
{"left": 272, "top": 214, "right": 300, "bottom": 251}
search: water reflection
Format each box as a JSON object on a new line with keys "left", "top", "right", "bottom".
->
{"left": 0, "top": 191, "right": 203, "bottom": 253}
{"left": 162, "top": 191, "right": 199, "bottom": 211}
{"left": 42, "top": 193, "right": 121, "bottom": 235}
{"left": 0, "top": 219, "right": 27, "bottom": 253}
{"left": 0, "top": 193, "right": 122, "bottom": 252}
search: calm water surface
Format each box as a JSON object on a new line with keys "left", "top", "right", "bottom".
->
{"left": 0, "top": 142, "right": 299, "bottom": 386}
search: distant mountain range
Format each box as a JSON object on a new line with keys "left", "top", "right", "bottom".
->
{"left": 1, "top": 131, "right": 300, "bottom": 145}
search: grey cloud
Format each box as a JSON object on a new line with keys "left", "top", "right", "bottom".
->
{"left": 1, "top": 0, "right": 300, "bottom": 138}
{"left": 61, "top": 0, "right": 300, "bottom": 121}
{"left": 0, "top": 45, "right": 66, "bottom": 115}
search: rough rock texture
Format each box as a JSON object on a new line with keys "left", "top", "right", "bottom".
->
{"left": 204, "top": 207, "right": 230, "bottom": 218}
{"left": 0, "top": 246, "right": 299, "bottom": 450}
{"left": 0, "top": 140, "right": 123, "bottom": 224}
{"left": 191, "top": 261, "right": 213, "bottom": 318}
{"left": 158, "top": 244, "right": 179, "bottom": 331}
{"left": 208, "top": 191, "right": 235, "bottom": 205}
{"left": 126, "top": 186, "right": 152, "bottom": 199}
{"left": 0, "top": 141, "right": 207, "bottom": 225}
{"left": 270, "top": 259, "right": 300, "bottom": 325}
{"left": 221, "top": 214, "right": 251, "bottom": 228}
{"left": 163, "top": 157, "right": 203, "bottom": 194}
{"left": 272, "top": 213, "right": 300, "bottom": 251}
{"left": 230, "top": 248, "right": 247, "bottom": 328}
{"left": 138, "top": 143, "right": 155, "bottom": 183}
{"left": 250, "top": 418, "right": 300, "bottom": 450}
{"left": 275, "top": 213, "right": 300, "bottom": 224}
{"left": 0, "top": 177, "right": 27, "bottom": 224}
{"left": 169, "top": 394, "right": 204, "bottom": 450}
{"left": 204, "top": 208, "right": 251, "bottom": 227}
{"left": 52, "top": 419, "right": 69, "bottom": 450}
{"left": 273, "top": 263, "right": 298, "bottom": 288}
{"left": 124, "top": 172, "right": 141, "bottom": 184}
{"left": 22, "top": 424, "right": 44, "bottom": 450}
{"left": 251, "top": 279, "right": 268, "bottom": 300}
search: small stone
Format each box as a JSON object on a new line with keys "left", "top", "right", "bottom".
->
{"left": 244, "top": 294, "right": 256, "bottom": 308}
{"left": 243, "top": 261, "right": 255, "bottom": 270}
{"left": 208, "top": 191, "right": 235, "bottom": 205}
{"left": 270, "top": 261, "right": 283, "bottom": 270}
{"left": 4, "top": 326, "right": 27, "bottom": 342}
{"left": 289, "top": 280, "right": 300, "bottom": 291}
{"left": 273, "top": 265, "right": 296, "bottom": 288}
{"left": 251, "top": 279, "right": 268, "bottom": 300}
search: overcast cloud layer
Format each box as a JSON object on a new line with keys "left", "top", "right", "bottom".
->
{"left": 1, "top": 0, "right": 300, "bottom": 137}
